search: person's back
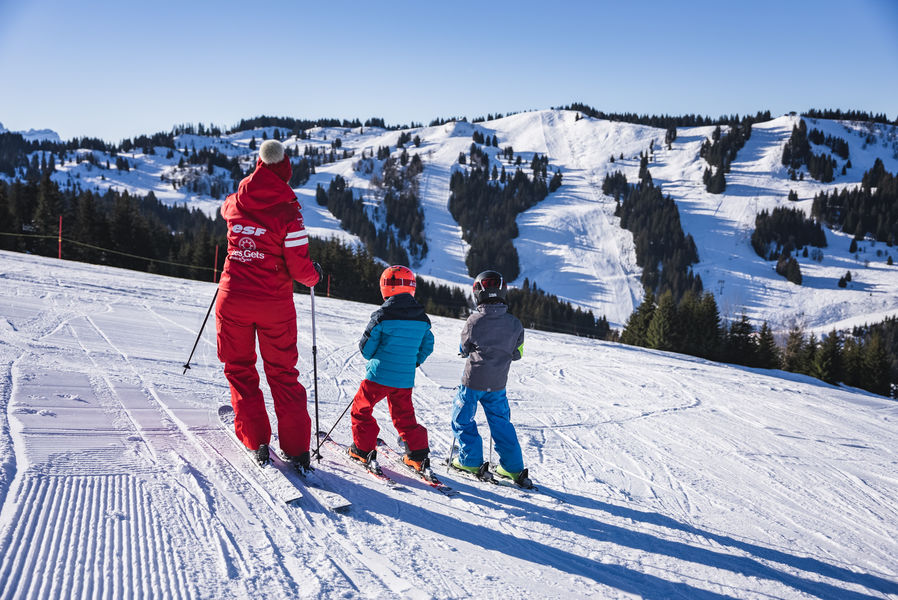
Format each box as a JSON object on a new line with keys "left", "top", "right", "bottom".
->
{"left": 348, "top": 266, "right": 434, "bottom": 473}
{"left": 450, "top": 270, "right": 531, "bottom": 488}
{"left": 460, "top": 303, "right": 524, "bottom": 392}
{"left": 218, "top": 147, "right": 317, "bottom": 298}
{"left": 216, "top": 139, "right": 320, "bottom": 471}
{"left": 360, "top": 292, "right": 433, "bottom": 389}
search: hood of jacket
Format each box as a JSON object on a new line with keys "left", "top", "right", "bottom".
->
{"left": 478, "top": 303, "right": 508, "bottom": 316}
{"left": 380, "top": 293, "right": 429, "bottom": 322}
{"left": 233, "top": 157, "right": 295, "bottom": 211}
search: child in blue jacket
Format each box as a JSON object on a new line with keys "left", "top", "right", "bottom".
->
{"left": 348, "top": 266, "right": 434, "bottom": 472}
{"left": 450, "top": 270, "right": 530, "bottom": 487}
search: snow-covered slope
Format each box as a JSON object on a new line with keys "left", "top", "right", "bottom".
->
{"left": 8, "top": 110, "right": 898, "bottom": 331}
{"left": 0, "top": 251, "right": 896, "bottom": 599}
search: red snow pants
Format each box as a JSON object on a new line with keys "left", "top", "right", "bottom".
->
{"left": 350, "top": 379, "right": 428, "bottom": 454}
{"left": 216, "top": 291, "right": 311, "bottom": 457}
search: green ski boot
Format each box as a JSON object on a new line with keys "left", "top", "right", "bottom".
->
{"left": 496, "top": 465, "right": 533, "bottom": 489}
{"left": 451, "top": 458, "right": 494, "bottom": 481}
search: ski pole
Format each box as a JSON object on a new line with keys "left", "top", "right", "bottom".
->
{"left": 310, "top": 287, "right": 321, "bottom": 461}
{"left": 446, "top": 385, "right": 458, "bottom": 466}
{"left": 446, "top": 436, "right": 457, "bottom": 467}
{"left": 489, "top": 435, "right": 493, "bottom": 467}
{"left": 316, "top": 397, "right": 353, "bottom": 459}
{"left": 182, "top": 288, "right": 218, "bottom": 375}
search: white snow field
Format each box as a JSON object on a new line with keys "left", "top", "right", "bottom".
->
{"left": 0, "top": 251, "right": 896, "bottom": 599}
{"left": 33, "top": 109, "right": 898, "bottom": 332}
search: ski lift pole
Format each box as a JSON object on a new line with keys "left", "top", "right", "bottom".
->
{"left": 183, "top": 288, "right": 218, "bottom": 375}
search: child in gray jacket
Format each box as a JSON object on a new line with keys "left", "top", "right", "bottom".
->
{"left": 450, "top": 270, "right": 531, "bottom": 487}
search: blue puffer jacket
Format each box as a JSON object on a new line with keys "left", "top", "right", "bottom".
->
{"left": 358, "top": 293, "right": 434, "bottom": 389}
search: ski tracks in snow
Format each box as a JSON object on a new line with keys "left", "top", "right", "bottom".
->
{"left": 0, "top": 290, "right": 405, "bottom": 599}
{"left": 3, "top": 253, "right": 898, "bottom": 599}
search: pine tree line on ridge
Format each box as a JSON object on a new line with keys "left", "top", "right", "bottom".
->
{"left": 803, "top": 109, "right": 897, "bottom": 126}
{"left": 564, "top": 102, "right": 772, "bottom": 129}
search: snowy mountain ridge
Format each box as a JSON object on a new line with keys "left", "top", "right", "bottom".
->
{"left": 0, "top": 121, "right": 61, "bottom": 142}
{"left": 5, "top": 109, "right": 898, "bottom": 332}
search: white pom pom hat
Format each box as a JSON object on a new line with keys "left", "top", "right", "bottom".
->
{"left": 259, "top": 139, "right": 285, "bottom": 165}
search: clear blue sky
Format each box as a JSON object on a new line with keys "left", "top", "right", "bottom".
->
{"left": 2, "top": 0, "right": 896, "bottom": 142}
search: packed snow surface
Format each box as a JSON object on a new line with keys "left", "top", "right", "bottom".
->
{"left": 0, "top": 251, "right": 896, "bottom": 599}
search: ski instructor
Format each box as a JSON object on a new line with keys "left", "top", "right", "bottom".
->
{"left": 216, "top": 138, "right": 322, "bottom": 472}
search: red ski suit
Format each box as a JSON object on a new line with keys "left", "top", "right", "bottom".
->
{"left": 216, "top": 156, "right": 319, "bottom": 457}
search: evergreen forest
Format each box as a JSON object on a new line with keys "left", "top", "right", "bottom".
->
{"left": 619, "top": 291, "right": 896, "bottom": 398}
{"left": 811, "top": 158, "right": 898, "bottom": 244}
{"left": 448, "top": 139, "right": 556, "bottom": 280}
{"left": 604, "top": 170, "right": 702, "bottom": 302}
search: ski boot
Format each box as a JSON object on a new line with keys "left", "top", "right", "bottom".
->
{"left": 403, "top": 448, "right": 439, "bottom": 482}
{"left": 451, "top": 458, "right": 494, "bottom": 482}
{"left": 252, "top": 444, "right": 271, "bottom": 467}
{"left": 284, "top": 451, "right": 313, "bottom": 474}
{"left": 496, "top": 465, "right": 533, "bottom": 489}
{"left": 348, "top": 444, "right": 384, "bottom": 476}
{"left": 402, "top": 447, "right": 430, "bottom": 473}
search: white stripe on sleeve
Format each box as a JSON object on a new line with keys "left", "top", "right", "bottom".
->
{"left": 285, "top": 230, "right": 307, "bottom": 240}
{"left": 285, "top": 238, "right": 309, "bottom": 248}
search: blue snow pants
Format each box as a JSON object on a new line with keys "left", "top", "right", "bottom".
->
{"left": 451, "top": 385, "right": 524, "bottom": 473}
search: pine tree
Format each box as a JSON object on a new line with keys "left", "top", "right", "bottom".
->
{"left": 0, "top": 182, "right": 10, "bottom": 240}
{"left": 726, "top": 314, "right": 757, "bottom": 365}
{"left": 802, "top": 334, "right": 819, "bottom": 376}
{"left": 756, "top": 322, "right": 781, "bottom": 369}
{"left": 621, "top": 291, "right": 655, "bottom": 347}
{"left": 32, "top": 173, "right": 63, "bottom": 254}
{"left": 813, "top": 330, "right": 842, "bottom": 384}
{"left": 646, "top": 291, "right": 676, "bottom": 351}
{"left": 864, "top": 333, "right": 891, "bottom": 396}
{"left": 696, "top": 293, "right": 721, "bottom": 359}
{"left": 841, "top": 336, "right": 864, "bottom": 389}
{"left": 782, "top": 327, "right": 806, "bottom": 373}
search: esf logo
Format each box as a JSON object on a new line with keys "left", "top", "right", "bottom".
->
{"left": 232, "top": 224, "right": 267, "bottom": 236}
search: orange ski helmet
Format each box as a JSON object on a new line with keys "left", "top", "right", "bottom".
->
{"left": 380, "top": 265, "right": 417, "bottom": 298}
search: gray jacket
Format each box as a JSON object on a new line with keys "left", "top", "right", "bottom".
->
{"left": 460, "top": 303, "right": 524, "bottom": 391}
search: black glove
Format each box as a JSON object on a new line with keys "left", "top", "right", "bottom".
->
{"left": 313, "top": 261, "right": 324, "bottom": 283}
